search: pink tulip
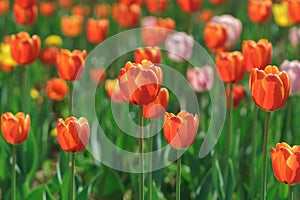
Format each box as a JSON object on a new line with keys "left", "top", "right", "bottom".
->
{"left": 210, "top": 14, "right": 242, "bottom": 50}
{"left": 186, "top": 65, "right": 214, "bottom": 92}
{"left": 280, "top": 60, "right": 300, "bottom": 95}
{"left": 289, "top": 27, "right": 300, "bottom": 46}
{"left": 165, "top": 32, "right": 193, "bottom": 62}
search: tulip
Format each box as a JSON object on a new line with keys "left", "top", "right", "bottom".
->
{"left": 141, "top": 16, "right": 175, "bottom": 46}
{"left": 56, "top": 49, "right": 87, "bottom": 81}
{"left": 15, "top": 0, "right": 36, "bottom": 9}
{"left": 13, "top": 3, "right": 37, "bottom": 25}
{"left": 215, "top": 51, "right": 245, "bottom": 83}
{"left": 120, "top": 0, "right": 143, "bottom": 6}
{"left": 204, "top": 22, "right": 228, "bottom": 53}
{"left": 94, "top": 4, "right": 111, "bottom": 18}
{"left": 210, "top": 0, "right": 226, "bottom": 4}
{"left": 242, "top": 39, "right": 272, "bottom": 72}
{"left": 105, "top": 79, "right": 126, "bottom": 103}
{"left": 44, "top": 35, "right": 63, "bottom": 47}
{"left": 39, "top": 1, "right": 56, "bottom": 17}
{"left": 272, "top": 2, "right": 293, "bottom": 27}
{"left": 86, "top": 18, "right": 109, "bottom": 43}
{"left": 71, "top": 5, "right": 91, "bottom": 17}
{"left": 248, "top": 0, "right": 272, "bottom": 23}
{"left": 1, "top": 112, "right": 30, "bottom": 144}
{"left": 89, "top": 67, "right": 106, "bottom": 84}
{"left": 118, "top": 60, "right": 162, "bottom": 105}
{"left": 177, "top": 0, "right": 201, "bottom": 13}
{"left": 60, "top": 15, "right": 83, "bottom": 38}
{"left": 10, "top": 32, "right": 41, "bottom": 65}
{"left": 145, "top": 0, "right": 168, "bottom": 14}
{"left": 163, "top": 110, "right": 199, "bottom": 149}
{"left": 0, "top": 43, "right": 17, "bottom": 72}
{"left": 165, "top": 32, "right": 194, "bottom": 62}
{"left": 112, "top": 3, "right": 141, "bottom": 27}
{"left": 143, "top": 88, "right": 169, "bottom": 119}
{"left": 45, "top": 78, "right": 69, "bottom": 101}
{"left": 226, "top": 85, "right": 245, "bottom": 108}
{"left": 198, "top": 9, "right": 214, "bottom": 23}
{"left": 0, "top": 0, "right": 9, "bottom": 15}
{"left": 270, "top": 142, "right": 300, "bottom": 185}
{"left": 186, "top": 65, "right": 214, "bottom": 92}
{"left": 289, "top": 27, "right": 300, "bottom": 46}
{"left": 57, "top": 117, "right": 90, "bottom": 153}
{"left": 249, "top": 65, "right": 290, "bottom": 111}
{"left": 39, "top": 46, "right": 59, "bottom": 65}
{"left": 58, "top": 0, "right": 72, "bottom": 9}
{"left": 134, "top": 47, "right": 162, "bottom": 64}
{"left": 280, "top": 60, "right": 300, "bottom": 95}
{"left": 285, "top": 0, "right": 300, "bottom": 23}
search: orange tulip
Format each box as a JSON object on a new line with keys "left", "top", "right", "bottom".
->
{"left": 210, "top": 0, "right": 226, "bottom": 4}
{"left": 248, "top": 0, "right": 272, "bottom": 23}
{"left": 249, "top": 65, "right": 290, "bottom": 111}
{"left": 143, "top": 88, "right": 169, "bottom": 119}
{"left": 163, "top": 110, "right": 199, "bottom": 149}
{"left": 89, "top": 67, "right": 106, "bottom": 84}
{"left": 60, "top": 15, "right": 83, "bottom": 38}
{"left": 177, "top": 0, "right": 202, "bottom": 13}
{"left": 226, "top": 85, "right": 245, "bottom": 108}
{"left": 45, "top": 78, "right": 69, "bottom": 101}
{"left": 13, "top": 3, "right": 37, "bottom": 25}
{"left": 198, "top": 9, "right": 214, "bottom": 23}
{"left": 134, "top": 47, "right": 162, "bottom": 64}
{"left": 204, "top": 22, "right": 228, "bottom": 53}
{"left": 242, "top": 39, "right": 272, "bottom": 72}
{"left": 118, "top": 60, "right": 162, "bottom": 105}
{"left": 112, "top": 3, "right": 141, "bottom": 27}
{"left": 71, "top": 5, "right": 91, "bottom": 17}
{"left": 10, "top": 32, "right": 41, "bottom": 65}
{"left": 285, "top": 0, "right": 300, "bottom": 23}
{"left": 57, "top": 117, "right": 90, "bottom": 153}
{"left": 39, "top": 46, "right": 59, "bottom": 65}
{"left": 56, "top": 49, "right": 87, "bottom": 81}
{"left": 58, "top": 0, "right": 72, "bottom": 9}
{"left": 215, "top": 51, "right": 245, "bottom": 83}
{"left": 39, "top": 1, "right": 56, "bottom": 17}
{"left": 105, "top": 79, "right": 126, "bottom": 103}
{"left": 15, "top": 0, "right": 37, "bottom": 9}
{"left": 120, "top": 0, "right": 143, "bottom": 6}
{"left": 0, "top": 0, "right": 9, "bottom": 15}
{"left": 271, "top": 142, "right": 300, "bottom": 185}
{"left": 145, "top": 0, "right": 168, "bottom": 14}
{"left": 1, "top": 112, "right": 30, "bottom": 144}
{"left": 86, "top": 18, "right": 109, "bottom": 43}
{"left": 94, "top": 4, "right": 111, "bottom": 18}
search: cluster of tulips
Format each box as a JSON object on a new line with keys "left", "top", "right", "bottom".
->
{"left": 0, "top": 0, "right": 300, "bottom": 199}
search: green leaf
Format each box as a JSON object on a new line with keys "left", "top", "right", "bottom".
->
{"left": 25, "top": 186, "right": 46, "bottom": 200}
{"left": 61, "top": 168, "right": 71, "bottom": 200}
{"left": 225, "top": 159, "right": 235, "bottom": 200}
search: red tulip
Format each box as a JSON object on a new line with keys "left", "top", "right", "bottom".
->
{"left": 105, "top": 79, "right": 126, "bottom": 103}
{"left": 0, "top": 0, "right": 9, "bottom": 15}
{"left": 56, "top": 49, "right": 87, "bottom": 81}
{"left": 145, "top": 0, "right": 168, "bottom": 14}
{"left": 57, "top": 117, "right": 90, "bottom": 153}
{"left": 226, "top": 85, "right": 245, "bottom": 108}
{"left": 60, "top": 15, "right": 83, "bottom": 38}
{"left": 10, "top": 31, "right": 41, "bottom": 65}
{"left": 112, "top": 3, "right": 141, "bottom": 27}
{"left": 285, "top": 0, "right": 300, "bottom": 23}
{"left": 15, "top": 0, "right": 37, "bottom": 9}
{"left": 134, "top": 47, "right": 162, "bottom": 64}
{"left": 271, "top": 142, "right": 300, "bottom": 185}
{"left": 45, "top": 78, "right": 69, "bottom": 101}
{"left": 143, "top": 88, "right": 169, "bottom": 119}
{"left": 120, "top": 0, "right": 143, "bottom": 6}
{"left": 39, "top": 1, "right": 56, "bottom": 17}
{"left": 204, "top": 22, "right": 228, "bottom": 53}
{"left": 1, "top": 112, "right": 30, "bottom": 144}
{"left": 249, "top": 65, "right": 290, "bottom": 111}
{"left": 118, "top": 60, "right": 162, "bottom": 105}
{"left": 71, "top": 5, "right": 91, "bottom": 17}
{"left": 177, "top": 0, "right": 202, "bottom": 13}
{"left": 58, "top": 0, "right": 72, "bottom": 9}
{"left": 163, "top": 110, "right": 199, "bottom": 149}
{"left": 94, "top": 4, "right": 111, "bottom": 18}
{"left": 13, "top": 3, "right": 37, "bottom": 25}
{"left": 248, "top": 0, "right": 272, "bottom": 23}
{"left": 40, "top": 46, "right": 59, "bottom": 65}
{"left": 86, "top": 18, "right": 109, "bottom": 43}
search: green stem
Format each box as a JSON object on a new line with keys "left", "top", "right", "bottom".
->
{"left": 227, "top": 84, "right": 233, "bottom": 157}
{"left": 12, "top": 145, "right": 17, "bottom": 200}
{"left": 250, "top": 106, "right": 258, "bottom": 197}
{"left": 188, "top": 14, "right": 192, "bottom": 34}
{"left": 148, "top": 123, "right": 153, "bottom": 200}
{"left": 289, "top": 185, "right": 295, "bottom": 200}
{"left": 176, "top": 155, "right": 182, "bottom": 200}
{"left": 261, "top": 111, "right": 271, "bottom": 200}
{"left": 70, "top": 153, "right": 75, "bottom": 200}
{"left": 138, "top": 106, "right": 144, "bottom": 200}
